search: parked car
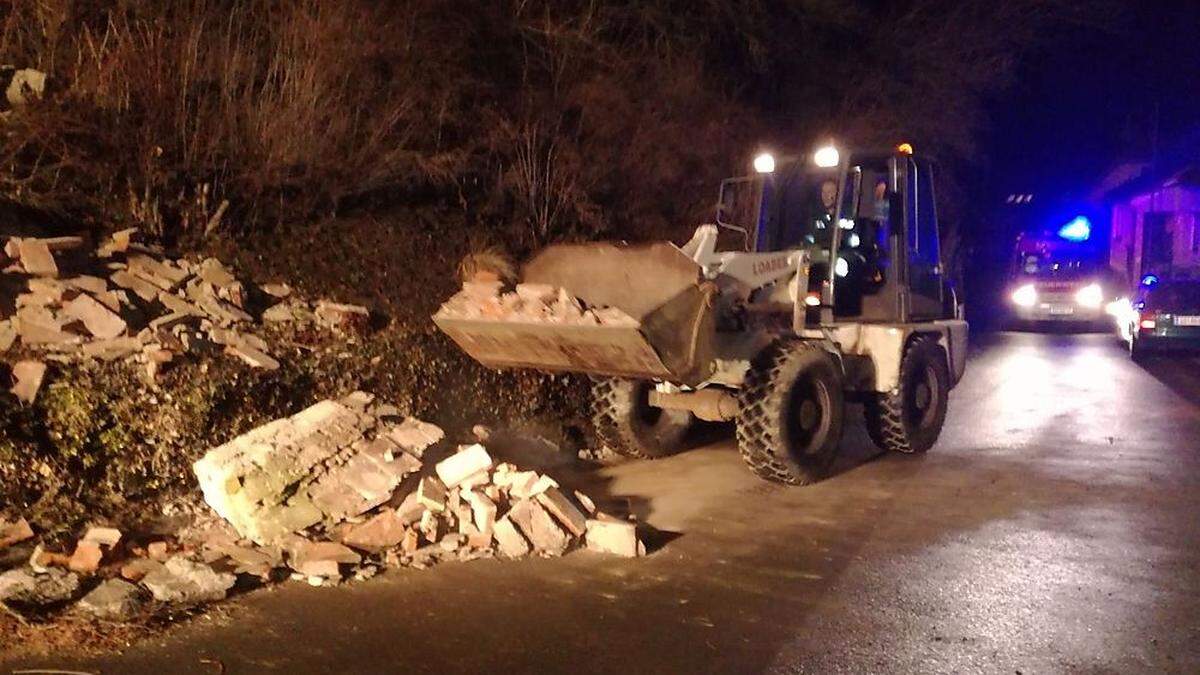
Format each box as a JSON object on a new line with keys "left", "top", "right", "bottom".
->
{"left": 1123, "top": 278, "right": 1200, "bottom": 360}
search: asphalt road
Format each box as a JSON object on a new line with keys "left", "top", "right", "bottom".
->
{"left": 12, "top": 331, "right": 1200, "bottom": 674}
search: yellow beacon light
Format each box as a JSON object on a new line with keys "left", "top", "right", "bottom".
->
{"left": 896, "top": 142, "right": 914, "bottom": 155}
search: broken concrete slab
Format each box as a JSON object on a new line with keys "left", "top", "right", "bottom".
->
{"left": 194, "top": 395, "right": 423, "bottom": 544}
{"left": 110, "top": 270, "right": 160, "bottom": 302}
{"left": 17, "top": 239, "right": 58, "bottom": 277}
{"left": 0, "top": 568, "right": 79, "bottom": 606}
{"left": 78, "top": 578, "right": 146, "bottom": 619}
{"left": 585, "top": 518, "right": 641, "bottom": 558}
{"left": 388, "top": 418, "right": 444, "bottom": 457}
{"left": 10, "top": 359, "right": 47, "bottom": 404}
{"left": 225, "top": 342, "right": 280, "bottom": 370}
{"left": 62, "top": 292, "right": 127, "bottom": 339}
{"left": 435, "top": 444, "right": 493, "bottom": 489}
{"left": 140, "top": 556, "right": 236, "bottom": 603}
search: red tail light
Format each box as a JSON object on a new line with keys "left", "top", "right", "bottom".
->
{"left": 1139, "top": 311, "right": 1158, "bottom": 331}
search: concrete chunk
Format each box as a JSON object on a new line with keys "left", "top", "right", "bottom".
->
{"left": 388, "top": 418, "right": 444, "bottom": 457}
{"left": 435, "top": 444, "right": 493, "bottom": 489}
{"left": 315, "top": 301, "right": 370, "bottom": 332}
{"left": 0, "top": 568, "right": 79, "bottom": 606}
{"left": 11, "top": 360, "right": 47, "bottom": 404}
{"left": 78, "top": 578, "right": 145, "bottom": 619}
{"left": 0, "top": 320, "right": 15, "bottom": 353}
{"left": 141, "top": 556, "right": 236, "bottom": 603}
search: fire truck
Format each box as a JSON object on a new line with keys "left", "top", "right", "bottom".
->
{"left": 1006, "top": 217, "right": 1114, "bottom": 327}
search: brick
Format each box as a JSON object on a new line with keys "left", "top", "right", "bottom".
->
{"left": 435, "top": 444, "right": 493, "bottom": 489}
{"left": 463, "top": 490, "right": 497, "bottom": 535}
{"left": 535, "top": 488, "right": 587, "bottom": 537}
{"left": 493, "top": 517, "right": 530, "bottom": 558}
{"left": 585, "top": 518, "right": 640, "bottom": 557}
{"left": 573, "top": 490, "right": 597, "bottom": 515}
{"left": 68, "top": 541, "right": 104, "bottom": 573}
{"left": 507, "top": 499, "right": 569, "bottom": 556}
{"left": 417, "top": 477, "right": 447, "bottom": 512}
{"left": 342, "top": 511, "right": 409, "bottom": 553}
{"left": 82, "top": 526, "right": 122, "bottom": 547}
{"left": 395, "top": 491, "right": 425, "bottom": 525}
{"left": 147, "top": 541, "right": 170, "bottom": 561}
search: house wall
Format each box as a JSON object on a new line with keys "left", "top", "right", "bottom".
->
{"left": 1109, "top": 185, "right": 1200, "bottom": 287}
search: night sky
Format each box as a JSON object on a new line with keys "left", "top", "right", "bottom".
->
{"left": 987, "top": 1, "right": 1200, "bottom": 210}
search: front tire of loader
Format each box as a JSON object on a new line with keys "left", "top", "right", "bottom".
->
{"left": 591, "top": 378, "right": 693, "bottom": 459}
{"left": 864, "top": 337, "right": 950, "bottom": 454}
{"left": 735, "top": 341, "right": 845, "bottom": 485}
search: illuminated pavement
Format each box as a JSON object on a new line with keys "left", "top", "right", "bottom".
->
{"left": 12, "top": 332, "right": 1200, "bottom": 673}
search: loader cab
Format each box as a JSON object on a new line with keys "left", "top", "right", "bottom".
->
{"left": 717, "top": 146, "right": 950, "bottom": 324}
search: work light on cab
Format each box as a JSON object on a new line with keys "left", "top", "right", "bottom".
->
{"left": 753, "top": 152, "right": 776, "bottom": 174}
{"left": 813, "top": 145, "right": 840, "bottom": 168}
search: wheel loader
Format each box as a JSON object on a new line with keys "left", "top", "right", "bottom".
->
{"left": 434, "top": 144, "right": 968, "bottom": 484}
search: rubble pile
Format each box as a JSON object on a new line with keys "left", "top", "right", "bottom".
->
{"left": 0, "top": 394, "right": 645, "bottom": 623}
{"left": 0, "top": 230, "right": 369, "bottom": 403}
{"left": 436, "top": 281, "right": 638, "bottom": 327}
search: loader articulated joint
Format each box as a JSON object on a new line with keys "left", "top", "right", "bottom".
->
{"left": 648, "top": 388, "right": 739, "bottom": 422}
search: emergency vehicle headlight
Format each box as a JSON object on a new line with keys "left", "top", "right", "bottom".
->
{"left": 813, "top": 145, "right": 840, "bottom": 168}
{"left": 1011, "top": 284, "right": 1037, "bottom": 307}
{"left": 1075, "top": 283, "right": 1103, "bottom": 308}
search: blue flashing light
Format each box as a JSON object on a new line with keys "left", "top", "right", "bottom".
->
{"left": 1057, "top": 216, "right": 1091, "bottom": 242}
{"left": 1141, "top": 274, "right": 1159, "bottom": 287}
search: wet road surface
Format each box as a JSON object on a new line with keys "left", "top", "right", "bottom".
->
{"left": 10, "top": 331, "right": 1200, "bottom": 673}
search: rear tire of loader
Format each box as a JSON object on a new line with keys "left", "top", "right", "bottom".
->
{"left": 735, "top": 341, "right": 845, "bottom": 485}
{"left": 864, "top": 336, "right": 949, "bottom": 454}
{"left": 590, "top": 378, "right": 693, "bottom": 459}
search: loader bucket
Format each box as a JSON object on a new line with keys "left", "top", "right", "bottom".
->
{"left": 433, "top": 242, "right": 717, "bottom": 386}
